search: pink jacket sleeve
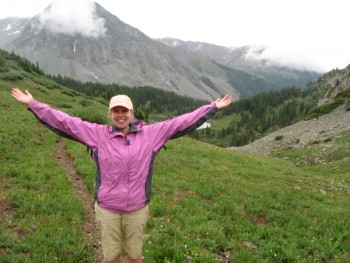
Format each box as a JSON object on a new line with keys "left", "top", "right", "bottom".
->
{"left": 149, "top": 102, "right": 218, "bottom": 151}
{"left": 28, "top": 100, "right": 102, "bottom": 150}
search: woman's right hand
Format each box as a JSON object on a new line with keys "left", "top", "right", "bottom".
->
{"left": 11, "top": 88, "right": 34, "bottom": 105}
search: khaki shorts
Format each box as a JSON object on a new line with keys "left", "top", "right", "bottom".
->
{"left": 94, "top": 203, "right": 149, "bottom": 261}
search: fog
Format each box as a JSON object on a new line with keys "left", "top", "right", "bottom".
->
{"left": 37, "top": 0, "right": 106, "bottom": 38}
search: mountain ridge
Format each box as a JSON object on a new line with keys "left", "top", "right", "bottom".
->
{"left": 0, "top": 2, "right": 320, "bottom": 100}
{"left": 158, "top": 37, "right": 320, "bottom": 89}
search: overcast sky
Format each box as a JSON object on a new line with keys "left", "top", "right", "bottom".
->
{"left": 1, "top": 0, "right": 349, "bottom": 72}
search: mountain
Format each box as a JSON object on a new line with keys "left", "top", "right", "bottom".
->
{"left": 0, "top": 17, "right": 30, "bottom": 47}
{"left": 0, "top": 2, "right": 319, "bottom": 100}
{"left": 158, "top": 38, "right": 320, "bottom": 89}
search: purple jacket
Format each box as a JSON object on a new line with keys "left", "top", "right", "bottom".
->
{"left": 28, "top": 100, "right": 218, "bottom": 212}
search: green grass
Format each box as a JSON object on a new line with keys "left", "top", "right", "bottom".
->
{"left": 1, "top": 70, "right": 350, "bottom": 262}
{"left": 210, "top": 114, "right": 239, "bottom": 131}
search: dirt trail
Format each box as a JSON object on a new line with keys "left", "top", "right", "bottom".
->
{"left": 54, "top": 138, "right": 103, "bottom": 263}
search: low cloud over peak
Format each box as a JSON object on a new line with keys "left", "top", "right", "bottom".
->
{"left": 37, "top": 0, "right": 106, "bottom": 38}
{"left": 245, "top": 45, "right": 327, "bottom": 73}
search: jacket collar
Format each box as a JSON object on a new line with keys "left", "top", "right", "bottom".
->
{"left": 108, "top": 120, "right": 144, "bottom": 138}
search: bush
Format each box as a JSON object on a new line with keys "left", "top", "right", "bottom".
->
{"left": 79, "top": 99, "right": 92, "bottom": 107}
{"left": 55, "top": 102, "right": 73, "bottom": 109}
{"left": 336, "top": 87, "right": 350, "bottom": 98}
{"left": 275, "top": 135, "right": 283, "bottom": 141}
{"left": 70, "top": 108, "right": 109, "bottom": 124}
{"left": 37, "top": 87, "right": 48, "bottom": 94}
{"left": 19, "top": 58, "right": 33, "bottom": 73}
{"left": 0, "top": 56, "right": 7, "bottom": 72}
{"left": 0, "top": 72, "right": 23, "bottom": 81}
{"left": 305, "top": 97, "right": 344, "bottom": 120}
{"left": 0, "top": 65, "right": 7, "bottom": 72}
{"left": 61, "top": 90, "right": 79, "bottom": 97}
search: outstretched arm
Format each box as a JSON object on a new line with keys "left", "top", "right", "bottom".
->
{"left": 214, "top": 94, "right": 234, "bottom": 109}
{"left": 11, "top": 88, "right": 34, "bottom": 105}
{"left": 10, "top": 88, "right": 100, "bottom": 149}
{"left": 149, "top": 94, "right": 234, "bottom": 149}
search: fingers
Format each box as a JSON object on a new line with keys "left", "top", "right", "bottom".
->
{"left": 224, "top": 94, "right": 234, "bottom": 101}
{"left": 11, "top": 88, "right": 21, "bottom": 97}
{"left": 220, "top": 94, "right": 233, "bottom": 103}
{"left": 12, "top": 88, "right": 23, "bottom": 98}
{"left": 12, "top": 88, "right": 22, "bottom": 95}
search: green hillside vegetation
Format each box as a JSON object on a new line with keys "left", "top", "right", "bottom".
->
{"left": 1, "top": 49, "right": 349, "bottom": 262}
{"left": 191, "top": 68, "right": 350, "bottom": 147}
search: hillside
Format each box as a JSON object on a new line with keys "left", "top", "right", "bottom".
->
{"left": 231, "top": 67, "right": 350, "bottom": 159}
{"left": 234, "top": 103, "right": 350, "bottom": 160}
{"left": 0, "top": 51, "right": 349, "bottom": 262}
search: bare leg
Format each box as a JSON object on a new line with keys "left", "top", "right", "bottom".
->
{"left": 128, "top": 255, "right": 142, "bottom": 263}
{"left": 105, "top": 254, "right": 121, "bottom": 263}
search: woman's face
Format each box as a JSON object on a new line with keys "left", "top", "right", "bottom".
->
{"left": 109, "top": 106, "right": 133, "bottom": 134}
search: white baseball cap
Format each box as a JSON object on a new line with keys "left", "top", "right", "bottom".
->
{"left": 109, "top": 95, "right": 133, "bottom": 110}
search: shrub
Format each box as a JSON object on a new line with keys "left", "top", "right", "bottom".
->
{"left": 70, "top": 108, "right": 109, "bottom": 124}
{"left": 55, "top": 102, "right": 73, "bottom": 108}
{"left": 0, "top": 72, "right": 23, "bottom": 81}
{"left": 18, "top": 58, "right": 37, "bottom": 73}
{"left": 37, "top": 87, "right": 48, "bottom": 94}
{"left": 61, "top": 89, "right": 79, "bottom": 97}
{"left": 96, "top": 97, "right": 108, "bottom": 106}
{"left": 0, "top": 56, "right": 7, "bottom": 72}
{"left": 305, "top": 97, "right": 344, "bottom": 120}
{"left": 61, "top": 90, "right": 77, "bottom": 97}
{"left": 0, "top": 65, "right": 7, "bottom": 72}
{"left": 275, "top": 135, "right": 283, "bottom": 141}
{"left": 79, "top": 99, "right": 92, "bottom": 107}
{"left": 336, "top": 87, "right": 350, "bottom": 99}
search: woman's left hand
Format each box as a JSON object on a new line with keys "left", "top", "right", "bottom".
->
{"left": 214, "top": 94, "right": 234, "bottom": 109}
{"left": 11, "top": 88, "right": 34, "bottom": 105}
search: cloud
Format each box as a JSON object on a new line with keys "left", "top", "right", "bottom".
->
{"left": 37, "top": 0, "right": 106, "bottom": 38}
{"left": 245, "top": 45, "right": 327, "bottom": 73}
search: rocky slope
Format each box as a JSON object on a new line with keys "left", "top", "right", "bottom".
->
{"left": 231, "top": 103, "right": 350, "bottom": 157}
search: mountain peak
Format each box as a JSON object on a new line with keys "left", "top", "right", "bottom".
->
{"left": 32, "top": 1, "right": 106, "bottom": 38}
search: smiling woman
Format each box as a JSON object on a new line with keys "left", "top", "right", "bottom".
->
{"left": 11, "top": 87, "right": 233, "bottom": 263}
{"left": 108, "top": 95, "right": 134, "bottom": 135}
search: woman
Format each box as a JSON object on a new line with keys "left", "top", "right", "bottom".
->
{"left": 11, "top": 88, "right": 233, "bottom": 263}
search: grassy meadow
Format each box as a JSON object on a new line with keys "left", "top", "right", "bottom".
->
{"left": 1, "top": 75, "right": 350, "bottom": 262}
